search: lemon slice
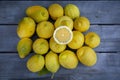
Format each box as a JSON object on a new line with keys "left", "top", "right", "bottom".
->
{"left": 53, "top": 26, "right": 73, "bottom": 44}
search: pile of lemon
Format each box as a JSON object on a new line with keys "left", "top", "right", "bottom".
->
{"left": 17, "top": 3, "right": 100, "bottom": 76}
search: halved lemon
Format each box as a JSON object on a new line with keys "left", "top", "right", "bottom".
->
{"left": 53, "top": 26, "right": 73, "bottom": 45}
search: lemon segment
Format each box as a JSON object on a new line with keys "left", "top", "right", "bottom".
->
{"left": 53, "top": 26, "right": 73, "bottom": 45}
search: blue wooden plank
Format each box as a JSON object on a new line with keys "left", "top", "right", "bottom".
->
{"left": 0, "top": 25, "right": 19, "bottom": 52}
{"left": 0, "top": 25, "right": 120, "bottom": 52}
{"left": 11, "top": 76, "right": 70, "bottom": 80}
{"left": 0, "top": 53, "right": 120, "bottom": 80}
{"left": 0, "top": 1, "right": 119, "bottom": 24}
{"left": 69, "top": 73, "right": 120, "bottom": 80}
{"left": 0, "top": 1, "right": 119, "bottom": 80}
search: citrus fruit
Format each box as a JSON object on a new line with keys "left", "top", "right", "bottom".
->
{"left": 26, "top": 5, "right": 49, "bottom": 23}
{"left": 49, "top": 37, "right": 66, "bottom": 53}
{"left": 53, "top": 26, "right": 73, "bottom": 44}
{"left": 36, "top": 21, "right": 54, "bottom": 39}
{"left": 77, "top": 46, "right": 97, "bottom": 66}
{"left": 68, "top": 31, "right": 84, "bottom": 49}
{"left": 27, "top": 55, "right": 45, "bottom": 72}
{"left": 59, "top": 50, "right": 78, "bottom": 69}
{"left": 45, "top": 51, "right": 60, "bottom": 73}
{"left": 85, "top": 32, "right": 100, "bottom": 48}
{"left": 64, "top": 4, "right": 80, "bottom": 19}
{"left": 54, "top": 16, "right": 73, "bottom": 30}
{"left": 17, "top": 38, "right": 32, "bottom": 58}
{"left": 74, "top": 16, "right": 90, "bottom": 32}
{"left": 48, "top": 3, "right": 64, "bottom": 20}
{"left": 17, "top": 17, "right": 35, "bottom": 38}
{"left": 33, "top": 38, "right": 49, "bottom": 55}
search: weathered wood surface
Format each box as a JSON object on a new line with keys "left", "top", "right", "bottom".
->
{"left": 0, "top": 1, "right": 120, "bottom": 24}
{"left": 0, "top": 1, "right": 120, "bottom": 80}
{"left": 0, "top": 25, "right": 120, "bottom": 52}
{"left": 0, "top": 53, "right": 120, "bottom": 80}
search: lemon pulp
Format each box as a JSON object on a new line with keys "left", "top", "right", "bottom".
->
{"left": 53, "top": 26, "right": 73, "bottom": 44}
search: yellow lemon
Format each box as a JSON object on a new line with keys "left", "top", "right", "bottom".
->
{"left": 64, "top": 4, "right": 80, "bottom": 19}
{"left": 48, "top": 3, "right": 64, "bottom": 20}
{"left": 85, "top": 32, "right": 101, "bottom": 48}
{"left": 77, "top": 46, "right": 97, "bottom": 66}
{"left": 27, "top": 55, "right": 44, "bottom": 72}
{"left": 17, "top": 38, "right": 32, "bottom": 58}
{"left": 26, "top": 5, "right": 49, "bottom": 23}
{"left": 59, "top": 50, "right": 78, "bottom": 69}
{"left": 68, "top": 31, "right": 84, "bottom": 49}
{"left": 74, "top": 16, "right": 90, "bottom": 32}
{"left": 45, "top": 51, "right": 60, "bottom": 73}
{"left": 33, "top": 38, "right": 49, "bottom": 55}
{"left": 54, "top": 16, "right": 73, "bottom": 30}
{"left": 17, "top": 17, "right": 36, "bottom": 38}
{"left": 36, "top": 21, "right": 54, "bottom": 39}
{"left": 50, "top": 37, "right": 66, "bottom": 53}
{"left": 53, "top": 26, "right": 73, "bottom": 44}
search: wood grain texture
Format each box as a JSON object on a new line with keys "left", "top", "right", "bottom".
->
{"left": 0, "top": 53, "right": 120, "bottom": 80}
{"left": 0, "top": 1, "right": 120, "bottom": 80}
{"left": 0, "top": 1, "right": 120, "bottom": 24}
{"left": 69, "top": 73, "right": 120, "bottom": 80}
{"left": 0, "top": 25, "right": 120, "bottom": 52}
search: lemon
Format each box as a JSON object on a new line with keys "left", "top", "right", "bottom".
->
{"left": 59, "top": 50, "right": 78, "bottom": 69}
{"left": 68, "top": 31, "right": 84, "bottom": 49}
{"left": 45, "top": 51, "right": 60, "bottom": 73}
{"left": 77, "top": 46, "right": 97, "bottom": 66}
{"left": 33, "top": 38, "right": 49, "bottom": 55}
{"left": 17, "top": 38, "right": 32, "bottom": 58}
{"left": 36, "top": 21, "right": 54, "bottom": 39}
{"left": 74, "top": 16, "right": 90, "bottom": 32}
{"left": 48, "top": 3, "right": 64, "bottom": 20}
{"left": 17, "top": 17, "right": 36, "bottom": 38}
{"left": 26, "top": 5, "right": 49, "bottom": 23}
{"left": 27, "top": 55, "right": 44, "bottom": 72}
{"left": 53, "top": 26, "right": 73, "bottom": 44}
{"left": 50, "top": 37, "right": 66, "bottom": 53}
{"left": 85, "top": 32, "right": 100, "bottom": 48}
{"left": 54, "top": 16, "right": 73, "bottom": 30}
{"left": 64, "top": 4, "right": 80, "bottom": 19}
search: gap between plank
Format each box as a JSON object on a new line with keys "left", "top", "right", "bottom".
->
{"left": 97, "top": 51, "right": 118, "bottom": 53}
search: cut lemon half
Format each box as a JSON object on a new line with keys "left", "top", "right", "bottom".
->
{"left": 53, "top": 26, "right": 73, "bottom": 44}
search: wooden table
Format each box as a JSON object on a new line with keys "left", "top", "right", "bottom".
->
{"left": 0, "top": 1, "right": 120, "bottom": 80}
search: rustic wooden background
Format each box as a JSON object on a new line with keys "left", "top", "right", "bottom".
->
{"left": 0, "top": 1, "right": 120, "bottom": 80}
